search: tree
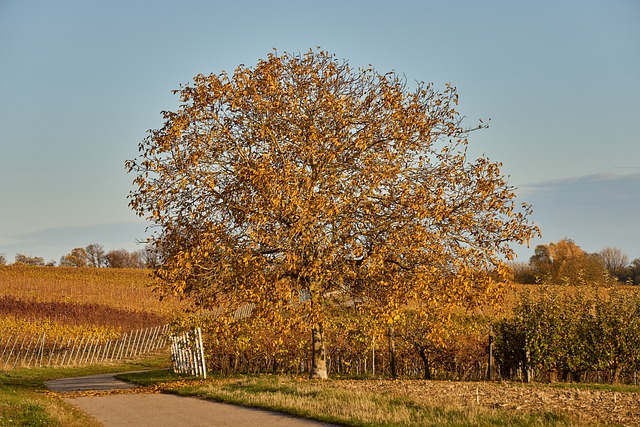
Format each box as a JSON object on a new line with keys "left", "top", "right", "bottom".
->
{"left": 530, "top": 239, "right": 606, "bottom": 284}
{"left": 138, "top": 243, "right": 162, "bottom": 268}
{"left": 126, "top": 48, "right": 539, "bottom": 379}
{"left": 626, "top": 258, "right": 640, "bottom": 285}
{"left": 59, "top": 247, "right": 89, "bottom": 267}
{"left": 105, "top": 249, "right": 142, "bottom": 268}
{"left": 0, "top": 253, "right": 6, "bottom": 266}
{"left": 14, "top": 253, "right": 45, "bottom": 266}
{"left": 598, "top": 247, "right": 629, "bottom": 281}
{"left": 85, "top": 243, "right": 107, "bottom": 268}
{"left": 509, "top": 261, "right": 538, "bottom": 284}
{"left": 529, "top": 243, "right": 552, "bottom": 279}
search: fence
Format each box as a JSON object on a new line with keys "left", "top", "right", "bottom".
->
{"left": 0, "top": 324, "right": 170, "bottom": 370}
{"left": 171, "top": 327, "right": 207, "bottom": 378}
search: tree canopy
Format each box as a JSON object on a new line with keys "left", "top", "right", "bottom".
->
{"left": 126, "top": 48, "right": 539, "bottom": 378}
{"left": 59, "top": 247, "right": 89, "bottom": 267}
{"left": 529, "top": 238, "right": 606, "bottom": 284}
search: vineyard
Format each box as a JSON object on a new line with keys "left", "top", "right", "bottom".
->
{"left": 0, "top": 265, "right": 185, "bottom": 315}
{"left": 0, "top": 265, "right": 186, "bottom": 370}
{"left": 2, "top": 265, "right": 640, "bottom": 387}
{"left": 0, "top": 324, "right": 169, "bottom": 369}
{"left": 189, "top": 281, "right": 640, "bottom": 385}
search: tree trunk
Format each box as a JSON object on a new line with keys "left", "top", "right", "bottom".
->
{"left": 418, "top": 348, "right": 432, "bottom": 380}
{"left": 388, "top": 325, "right": 397, "bottom": 379}
{"left": 612, "top": 365, "right": 621, "bottom": 385}
{"left": 488, "top": 326, "right": 494, "bottom": 381}
{"left": 310, "top": 324, "right": 328, "bottom": 379}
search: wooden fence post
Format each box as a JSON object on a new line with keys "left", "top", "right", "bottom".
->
{"left": 488, "top": 325, "right": 494, "bottom": 381}
{"left": 196, "top": 327, "right": 207, "bottom": 379}
{"left": 4, "top": 336, "right": 19, "bottom": 369}
{"left": 38, "top": 332, "right": 46, "bottom": 367}
{"left": 372, "top": 336, "right": 376, "bottom": 377}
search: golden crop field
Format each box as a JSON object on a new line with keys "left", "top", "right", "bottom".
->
{"left": 0, "top": 264, "right": 187, "bottom": 339}
{"left": 1, "top": 265, "right": 187, "bottom": 368}
{"left": 0, "top": 265, "right": 187, "bottom": 316}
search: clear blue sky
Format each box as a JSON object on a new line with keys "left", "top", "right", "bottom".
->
{"left": 1, "top": 0, "right": 639, "bottom": 264}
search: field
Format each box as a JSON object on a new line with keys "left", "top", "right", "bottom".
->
{"left": 0, "top": 265, "right": 185, "bottom": 315}
{"left": 0, "top": 265, "right": 187, "bottom": 370}
{"left": 3, "top": 265, "right": 640, "bottom": 426}
{"left": 0, "top": 265, "right": 186, "bottom": 332}
{"left": 0, "top": 266, "right": 181, "bottom": 425}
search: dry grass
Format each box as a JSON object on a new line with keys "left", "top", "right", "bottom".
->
{"left": 140, "top": 374, "right": 622, "bottom": 427}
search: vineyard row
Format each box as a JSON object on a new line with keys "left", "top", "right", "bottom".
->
{"left": 0, "top": 324, "right": 170, "bottom": 370}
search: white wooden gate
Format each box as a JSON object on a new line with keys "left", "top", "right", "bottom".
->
{"left": 171, "top": 327, "right": 207, "bottom": 378}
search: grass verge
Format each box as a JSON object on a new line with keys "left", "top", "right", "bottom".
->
{"left": 0, "top": 354, "right": 171, "bottom": 427}
{"left": 120, "top": 371, "right": 608, "bottom": 427}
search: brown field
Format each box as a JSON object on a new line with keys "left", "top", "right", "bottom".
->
{"left": 139, "top": 375, "right": 640, "bottom": 427}
{"left": 335, "top": 379, "right": 640, "bottom": 426}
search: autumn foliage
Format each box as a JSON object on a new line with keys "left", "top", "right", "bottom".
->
{"left": 127, "top": 48, "right": 539, "bottom": 378}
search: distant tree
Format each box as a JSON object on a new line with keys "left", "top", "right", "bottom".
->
{"left": 127, "top": 48, "right": 540, "bottom": 378}
{"left": 548, "top": 239, "right": 586, "bottom": 282}
{"left": 529, "top": 244, "right": 551, "bottom": 278}
{"left": 14, "top": 253, "right": 45, "bottom": 266}
{"left": 105, "top": 249, "right": 129, "bottom": 268}
{"left": 105, "top": 249, "right": 144, "bottom": 268}
{"left": 59, "top": 247, "right": 89, "bottom": 267}
{"left": 509, "top": 261, "right": 538, "bottom": 284}
{"left": 85, "top": 243, "right": 107, "bottom": 268}
{"left": 622, "top": 258, "right": 640, "bottom": 285}
{"left": 138, "top": 243, "right": 161, "bottom": 268}
{"left": 529, "top": 239, "right": 606, "bottom": 284}
{"left": 598, "top": 247, "right": 629, "bottom": 281}
{"left": 0, "top": 253, "right": 6, "bottom": 266}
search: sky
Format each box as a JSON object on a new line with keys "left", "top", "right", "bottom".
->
{"left": 1, "top": 0, "right": 639, "bottom": 264}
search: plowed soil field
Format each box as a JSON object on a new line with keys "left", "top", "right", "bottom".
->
{"left": 337, "top": 380, "right": 640, "bottom": 426}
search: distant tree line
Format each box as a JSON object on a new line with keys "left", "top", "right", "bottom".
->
{"left": 0, "top": 243, "right": 160, "bottom": 269}
{"left": 1, "top": 238, "right": 637, "bottom": 281}
{"left": 511, "top": 238, "right": 640, "bottom": 285}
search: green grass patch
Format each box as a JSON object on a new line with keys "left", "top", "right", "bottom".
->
{"left": 0, "top": 402, "right": 60, "bottom": 427}
{"left": 115, "top": 367, "right": 188, "bottom": 385}
{"left": 0, "top": 354, "right": 171, "bottom": 427}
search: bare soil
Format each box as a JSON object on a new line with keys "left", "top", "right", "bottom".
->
{"left": 337, "top": 379, "right": 640, "bottom": 426}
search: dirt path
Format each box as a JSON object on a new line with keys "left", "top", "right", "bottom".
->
{"left": 46, "top": 373, "right": 337, "bottom": 427}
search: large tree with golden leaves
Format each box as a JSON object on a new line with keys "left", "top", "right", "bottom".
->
{"left": 127, "top": 49, "right": 539, "bottom": 379}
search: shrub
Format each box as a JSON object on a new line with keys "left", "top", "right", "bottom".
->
{"left": 495, "top": 283, "right": 640, "bottom": 384}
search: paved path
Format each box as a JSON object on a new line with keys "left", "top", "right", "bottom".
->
{"left": 46, "top": 373, "right": 338, "bottom": 427}
{"left": 45, "top": 372, "right": 141, "bottom": 392}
